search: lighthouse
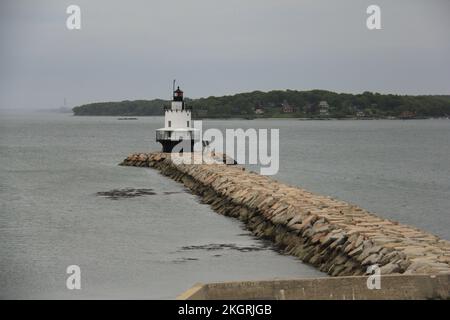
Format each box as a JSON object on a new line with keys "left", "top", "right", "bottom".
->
{"left": 156, "top": 82, "right": 199, "bottom": 152}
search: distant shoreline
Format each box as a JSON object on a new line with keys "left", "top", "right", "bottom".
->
{"left": 71, "top": 89, "right": 450, "bottom": 119}
{"left": 70, "top": 113, "right": 449, "bottom": 121}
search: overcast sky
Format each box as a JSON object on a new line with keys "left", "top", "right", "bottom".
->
{"left": 1, "top": 0, "right": 449, "bottom": 110}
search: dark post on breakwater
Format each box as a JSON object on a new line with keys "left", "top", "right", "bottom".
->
{"left": 119, "top": 152, "right": 450, "bottom": 299}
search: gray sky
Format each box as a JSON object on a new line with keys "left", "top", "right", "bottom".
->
{"left": 1, "top": 0, "right": 449, "bottom": 110}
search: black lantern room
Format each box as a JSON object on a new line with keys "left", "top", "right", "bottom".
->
{"left": 173, "top": 86, "right": 183, "bottom": 101}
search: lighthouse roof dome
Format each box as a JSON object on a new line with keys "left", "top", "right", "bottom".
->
{"left": 174, "top": 86, "right": 183, "bottom": 94}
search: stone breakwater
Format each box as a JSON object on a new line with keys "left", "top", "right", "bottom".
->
{"left": 120, "top": 152, "right": 450, "bottom": 277}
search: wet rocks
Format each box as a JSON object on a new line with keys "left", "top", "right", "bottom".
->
{"left": 180, "top": 243, "right": 270, "bottom": 253}
{"left": 96, "top": 188, "right": 156, "bottom": 199}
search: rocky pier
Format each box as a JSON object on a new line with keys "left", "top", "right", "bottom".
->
{"left": 120, "top": 152, "right": 450, "bottom": 277}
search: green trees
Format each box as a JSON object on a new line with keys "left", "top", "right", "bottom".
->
{"left": 72, "top": 99, "right": 167, "bottom": 116}
{"left": 72, "top": 91, "right": 450, "bottom": 118}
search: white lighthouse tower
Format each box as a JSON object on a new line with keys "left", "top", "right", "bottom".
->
{"left": 156, "top": 82, "right": 199, "bottom": 152}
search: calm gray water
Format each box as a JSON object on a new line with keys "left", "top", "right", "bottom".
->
{"left": 1, "top": 112, "right": 449, "bottom": 299}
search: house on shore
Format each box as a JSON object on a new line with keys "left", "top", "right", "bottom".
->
{"left": 280, "top": 100, "right": 296, "bottom": 113}
{"left": 254, "top": 107, "right": 265, "bottom": 115}
{"left": 356, "top": 111, "right": 366, "bottom": 118}
{"left": 318, "top": 101, "right": 330, "bottom": 116}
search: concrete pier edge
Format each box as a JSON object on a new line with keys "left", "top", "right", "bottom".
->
{"left": 176, "top": 274, "right": 449, "bottom": 300}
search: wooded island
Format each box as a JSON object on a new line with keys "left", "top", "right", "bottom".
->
{"left": 72, "top": 90, "right": 450, "bottom": 119}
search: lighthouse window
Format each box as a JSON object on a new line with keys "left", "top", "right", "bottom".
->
{"left": 187, "top": 121, "right": 190, "bottom": 127}
{"left": 168, "top": 121, "right": 171, "bottom": 127}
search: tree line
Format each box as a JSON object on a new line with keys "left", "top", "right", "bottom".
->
{"left": 72, "top": 90, "right": 450, "bottom": 118}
